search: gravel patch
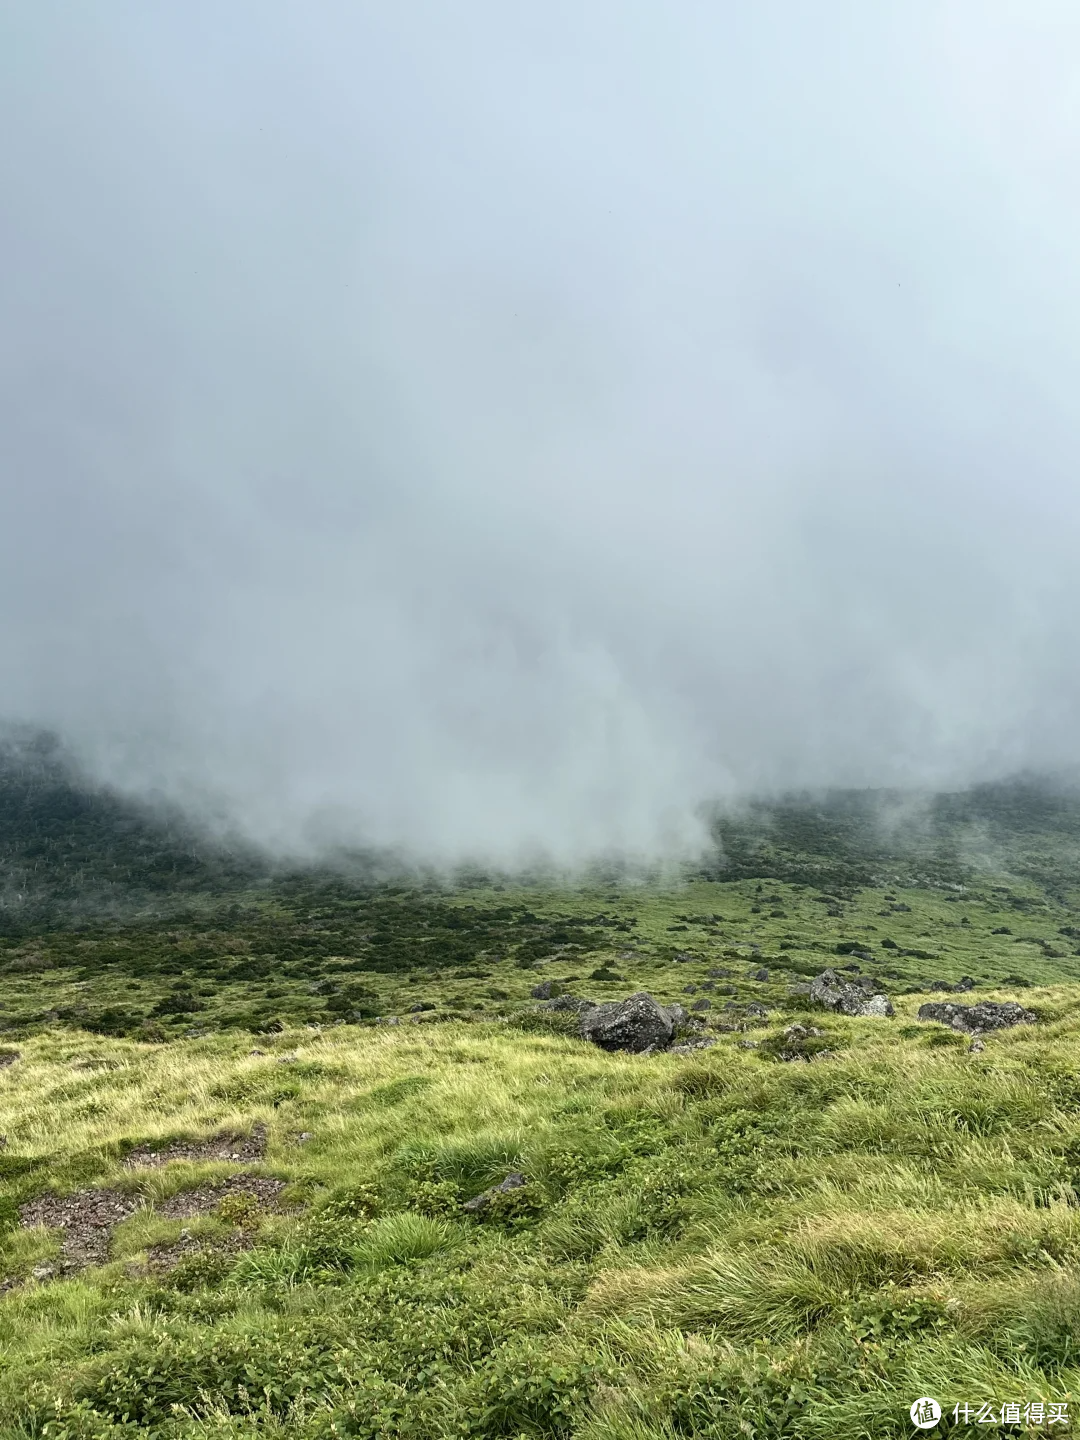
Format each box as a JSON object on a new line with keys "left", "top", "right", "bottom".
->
{"left": 124, "top": 1123, "right": 268, "bottom": 1170}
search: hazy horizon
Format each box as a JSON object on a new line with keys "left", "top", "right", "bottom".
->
{"left": 4, "top": 3, "right": 1080, "bottom": 866}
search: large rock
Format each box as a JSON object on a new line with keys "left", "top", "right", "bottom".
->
{"left": 917, "top": 1000, "right": 1035, "bottom": 1035}
{"left": 809, "top": 969, "right": 894, "bottom": 1018}
{"left": 579, "top": 992, "right": 674, "bottom": 1053}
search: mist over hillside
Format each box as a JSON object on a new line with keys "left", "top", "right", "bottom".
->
{"left": 5, "top": 5, "right": 1080, "bottom": 862}
{"left": 4, "top": 724, "right": 1080, "bottom": 940}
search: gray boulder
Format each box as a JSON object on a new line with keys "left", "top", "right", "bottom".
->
{"left": 809, "top": 969, "right": 895, "bottom": 1018}
{"left": 917, "top": 1000, "right": 1035, "bottom": 1035}
{"left": 665, "top": 1003, "right": 690, "bottom": 1028}
{"left": 579, "top": 991, "right": 674, "bottom": 1053}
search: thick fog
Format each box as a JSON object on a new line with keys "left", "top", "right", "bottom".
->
{"left": 3, "top": 2, "right": 1080, "bottom": 864}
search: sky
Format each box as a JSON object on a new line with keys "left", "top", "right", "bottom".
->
{"left": 3, "top": 1, "right": 1080, "bottom": 866}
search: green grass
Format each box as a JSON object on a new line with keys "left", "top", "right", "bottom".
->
{"left": 4, "top": 768, "right": 1080, "bottom": 1434}
{"left": 1, "top": 978, "right": 1079, "bottom": 1437}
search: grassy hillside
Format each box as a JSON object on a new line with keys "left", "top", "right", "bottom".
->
{"left": 3, "top": 748, "right": 1080, "bottom": 1435}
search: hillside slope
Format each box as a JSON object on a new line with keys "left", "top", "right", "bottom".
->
{"left": 2, "top": 753, "right": 1080, "bottom": 1435}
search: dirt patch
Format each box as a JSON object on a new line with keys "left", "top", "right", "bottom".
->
{"left": 13, "top": 1171, "right": 287, "bottom": 1284}
{"left": 124, "top": 1122, "right": 268, "bottom": 1170}
{"left": 138, "top": 1227, "right": 254, "bottom": 1277}
{"left": 156, "top": 1172, "right": 287, "bottom": 1220}
{"left": 0, "top": 1050, "right": 20, "bottom": 1068}
{"left": 19, "top": 1188, "right": 141, "bottom": 1271}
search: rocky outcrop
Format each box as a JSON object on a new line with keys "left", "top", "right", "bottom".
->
{"left": 578, "top": 992, "right": 675, "bottom": 1052}
{"left": 809, "top": 969, "right": 894, "bottom": 1018}
{"left": 916, "top": 1000, "right": 1035, "bottom": 1035}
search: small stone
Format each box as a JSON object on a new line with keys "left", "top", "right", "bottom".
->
{"left": 749, "top": 967, "right": 770, "bottom": 982}
{"left": 736, "top": 1039, "right": 758, "bottom": 1050}
{"left": 463, "top": 1171, "right": 527, "bottom": 1213}
{"left": 691, "top": 998, "right": 712, "bottom": 1012}
{"left": 968, "top": 1039, "right": 986, "bottom": 1053}
{"left": 542, "top": 995, "right": 597, "bottom": 1014}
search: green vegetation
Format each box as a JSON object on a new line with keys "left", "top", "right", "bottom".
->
{"left": 2, "top": 739, "right": 1080, "bottom": 1435}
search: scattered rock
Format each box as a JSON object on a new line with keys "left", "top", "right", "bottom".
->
{"left": 408, "top": 1002, "right": 436, "bottom": 1013}
{"left": 530, "top": 981, "right": 557, "bottom": 1000}
{"left": 295, "top": 1132, "right": 314, "bottom": 1144}
{"left": 736, "top": 1039, "right": 758, "bottom": 1050}
{"left": 749, "top": 967, "right": 770, "bottom": 982}
{"left": 0, "top": 1050, "right": 20, "bottom": 1068}
{"left": 929, "top": 976, "right": 976, "bottom": 994}
{"left": 968, "top": 1039, "right": 986, "bottom": 1053}
{"left": 683, "top": 984, "right": 698, "bottom": 994}
{"left": 700, "top": 981, "right": 716, "bottom": 992}
{"left": 463, "top": 1171, "right": 527, "bottom": 1214}
{"left": 809, "top": 969, "right": 895, "bottom": 1018}
{"left": 668, "top": 1036, "right": 717, "bottom": 1054}
{"left": 691, "top": 998, "right": 711, "bottom": 1012}
{"left": 772, "top": 1023, "right": 827, "bottom": 1062}
{"left": 541, "top": 994, "right": 597, "bottom": 1014}
{"left": 376, "top": 1017, "right": 400, "bottom": 1026}
{"left": 665, "top": 1003, "right": 690, "bottom": 1028}
{"left": 124, "top": 1123, "right": 268, "bottom": 1170}
{"left": 916, "top": 1000, "right": 1036, "bottom": 1036}
{"left": 707, "top": 968, "right": 732, "bottom": 979}
{"left": 579, "top": 992, "right": 674, "bottom": 1053}
{"left": 249, "top": 1048, "right": 266, "bottom": 1056}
